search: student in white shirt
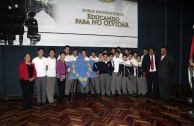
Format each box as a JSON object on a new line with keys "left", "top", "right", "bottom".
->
{"left": 90, "top": 50, "right": 100, "bottom": 95}
{"left": 46, "top": 48, "right": 56, "bottom": 105}
{"left": 124, "top": 48, "right": 130, "bottom": 56}
{"left": 116, "top": 46, "right": 123, "bottom": 58}
{"left": 98, "top": 52, "right": 103, "bottom": 62}
{"left": 71, "top": 48, "right": 78, "bottom": 61}
{"left": 112, "top": 51, "right": 122, "bottom": 95}
{"left": 111, "top": 48, "right": 116, "bottom": 56}
{"left": 32, "top": 48, "right": 48, "bottom": 106}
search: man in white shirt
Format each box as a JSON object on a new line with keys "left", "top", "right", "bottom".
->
{"left": 112, "top": 51, "right": 122, "bottom": 95}
{"left": 32, "top": 48, "right": 48, "bottom": 105}
{"left": 80, "top": 50, "right": 90, "bottom": 94}
{"left": 90, "top": 50, "right": 100, "bottom": 95}
{"left": 46, "top": 48, "right": 56, "bottom": 105}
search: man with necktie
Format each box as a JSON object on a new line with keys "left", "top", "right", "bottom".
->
{"left": 142, "top": 47, "right": 159, "bottom": 98}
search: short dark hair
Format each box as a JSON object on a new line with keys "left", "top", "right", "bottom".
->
{"left": 103, "top": 53, "right": 108, "bottom": 56}
{"left": 122, "top": 53, "right": 128, "bottom": 57}
{"left": 73, "top": 48, "right": 78, "bottom": 52}
{"left": 48, "top": 48, "right": 55, "bottom": 53}
{"left": 109, "top": 53, "right": 114, "bottom": 56}
{"left": 128, "top": 52, "right": 133, "bottom": 56}
{"left": 81, "top": 49, "right": 87, "bottom": 53}
{"left": 124, "top": 48, "right": 129, "bottom": 51}
{"left": 59, "top": 51, "right": 66, "bottom": 56}
{"left": 149, "top": 47, "right": 155, "bottom": 51}
{"left": 143, "top": 48, "right": 148, "bottom": 51}
{"left": 115, "top": 50, "right": 120, "bottom": 54}
{"left": 98, "top": 52, "right": 103, "bottom": 55}
{"left": 161, "top": 46, "right": 168, "bottom": 50}
{"left": 116, "top": 46, "right": 121, "bottom": 50}
{"left": 37, "top": 47, "right": 44, "bottom": 52}
{"left": 64, "top": 45, "right": 71, "bottom": 49}
{"left": 111, "top": 48, "right": 115, "bottom": 50}
{"left": 91, "top": 50, "right": 96, "bottom": 54}
{"left": 103, "top": 48, "right": 108, "bottom": 52}
{"left": 137, "top": 55, "right": 141, "bottom": 58}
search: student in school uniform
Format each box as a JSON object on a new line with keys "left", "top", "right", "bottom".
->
{"left": 103, "top": 48, "right": 108, "bottom": 54}
{"left": 109, "top": 53, "right": 115, "bottom": 95}
{"left": 124, "top": 49, "right": 130, "bottom": 56}
{"left": 46, "top": 48, "right": 56, "bottom": 105}
{"left": 116, "top": 46, "right": 123, "bottom": 58}
{"left": 71, "top": 48, "right": 78, "bottom": 61}
{"left": 80, "top": 50, "right": 91, "bottom": 95}
{"left": 98, "top": 52, "right": 103, "bottom": 62}
{"left": 136, "top": 55, "right": 147, "bottom": 95}
{"left": 32, "top": 48, "right": 48, "bottom": 106}
{"left": 119, "top": 54, "right": 132, "bottom": 96}
{"left": 98, "top": 53, "right": 112, "bottom": 96}
{"left": 90, "top": 50, "right": 100, "bottom": 95}
{"left": 112, "top": 51, "right": 122, "bottom": 95}
{"left": 127, "top": 52, "right": 138, "bottom": 95}
{"left": 111, "top": 48, "right": 116, "bottom": 56}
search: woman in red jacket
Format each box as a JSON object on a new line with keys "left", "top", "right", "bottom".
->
{"left": 19, "top": 53, "right": 37, "bottom": 109}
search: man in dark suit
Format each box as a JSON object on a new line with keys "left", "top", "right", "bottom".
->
{"left": 142, "top": 47, "right": 159, "bottom": 98}
{"left": 158, "top": 47, "right": 175, "bottom": 101}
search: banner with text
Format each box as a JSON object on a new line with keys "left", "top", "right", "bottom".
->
{"left": 14, "top": 0, "right": 138, "bottom": 47}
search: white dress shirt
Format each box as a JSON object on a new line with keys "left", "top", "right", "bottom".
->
{"left": 46, "top": 57, "right": 56, "bottom": 77}
{"left": 71, "top": 55, "right": 78, "bottom": 61}
{"left": 84, "top": 56, "right": 91, "bottom": 61}
{"left": 90, "top": 56, "right": 99, "bottom": 62}
{"left": 57, "top": 54, "right": 72, "bottom": 61}
{"left": 161, "top": 55, "right": 166, "bottom": 61}
{"left": 113, "top": 57, "right": 122, "bottom": 72}
{"left": 32, "top": 57, "right": 48, "bottom": 77}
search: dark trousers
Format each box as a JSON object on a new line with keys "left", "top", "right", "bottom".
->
{"left": 158, "top": 78, "right": 171, "bottom": 101}
{"left": 57, "top": 78, "right": 66, "bottom": 101}
{"left": 192, "top": 77, "right": 194, "bottom": 105}
{"left": 146, "top": 72, "right": 159, "bottom": 97}
{"left": 20, "top": 79, "right": 34, "bottom": 109}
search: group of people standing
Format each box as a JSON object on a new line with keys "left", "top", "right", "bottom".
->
{"left": 19, "top": 45, "right": 175, "bottom": 109}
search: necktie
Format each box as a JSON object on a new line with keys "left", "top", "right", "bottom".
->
{"left": 150, "top": 55, "right": 154, "bottom": 70}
